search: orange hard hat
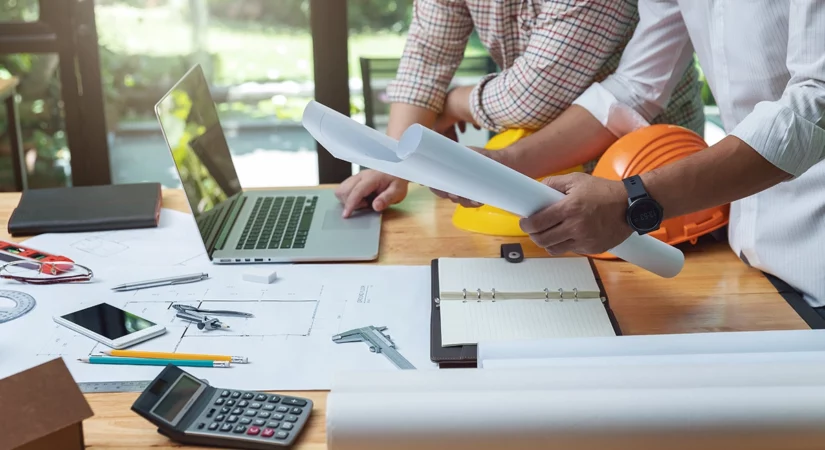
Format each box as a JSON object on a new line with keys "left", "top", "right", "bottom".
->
{"left": 590, "top": 124, "right": 729, "bottom": 260}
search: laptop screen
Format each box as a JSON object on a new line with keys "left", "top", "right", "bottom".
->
{"left": 155, "top": 65, "right": 242, "bottom": 221}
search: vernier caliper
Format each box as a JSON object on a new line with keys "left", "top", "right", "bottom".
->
{"left": 332, "top": 325, "right": 416, "bottom": 369}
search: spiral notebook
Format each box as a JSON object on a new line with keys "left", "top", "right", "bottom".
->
{"left": 430, "top": 248, "right": 622, "bottom": 366}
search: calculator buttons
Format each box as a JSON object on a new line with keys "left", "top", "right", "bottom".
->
{"left": 226, "top": 400, "right": 236, "bottom": 407}
{"left": 290, "top": 407, "right": 303, "bottom": 415}
{"left": 227, "top": 416, "right": 239, "bottom": 424}
{"left": 220, "top": 423, "right": 233, "bottom": 432}
{"left": 243, "top": 393, "right": 255, "bottom": 400}
{"left": 247, "top": 426, "right": 261, "bottom": 436}
{"left": 285, "top": 415, "right": 299, "bottom": 423}
{"left": 220, "top": 407, "right": 231, "bottom": 414}
{"left": 272, "top": 413, "right": 285, "bottom": 421}
{"left": 215, "top": 398, "right": 225, "bottom": 406}
{"left": 283, "top": 397, "right": 307, "bottom": 407}
{"left": 207, "top": 408, "right": 216, "bottom": 418}
{"left": 231, "top": 391, "right": 241, "bottom": 399}
{"left": 240, "top": 418, "right": 252, "bottom": 425}
{"left": 220, "top": 390, "right": 230, "bottom": 398}
{"left": 267, "top": 395, "right": 281, "bottom": 403}
{"left": 262, "top": 428, "right": 276, "bottom": 438}
{"left": 263, "top": 404, "right": 276, "bottom": 411}
{"left": 244, "top": 410, "right": 257, "bottom": 417}
{"left": 253, "top": 419, "right": 266, "bottom": 427}
{"left": 281, "top": 423, "right": 294, "bottom": 431}
{"left": 214, "top": 415, "right": 225, "bottom": 422}
{"left": 250, "top": 403, "right": 262, "bottom": 409}
{"left": 232, "top": 408, "right": 243, "bottom": 416}
{"left": 255, "top": 394, "right": 268, "bottom": 401}
{"left": 258, "top": 412, "right": 271, "bottom": 419}
{"left": 238, "top": 400, "right": 249, "bottom": 407}
{"left": 275, "top": 431, "right": 289, "bottom": 440}
{"left": 276, "top": 406, "right": 289, "bottom": 413}
{"left": 266, "top": 422, "right": 280, "bottom": 429}
{"left": 197, "top": 423, "right": 206, "bottom": 430}
{"left": 208, "top": 423, "right": 219, "bottom": 431}
{"left": 233, "top": 425, "right": 247, "bottom": 434}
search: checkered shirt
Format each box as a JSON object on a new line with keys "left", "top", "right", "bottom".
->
{"left": 386, "top": 0, "right": 705, "bottom": 137}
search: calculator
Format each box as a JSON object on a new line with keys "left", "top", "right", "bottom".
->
{"left": 131, "top": 365, "right": 313, "bottom": 449}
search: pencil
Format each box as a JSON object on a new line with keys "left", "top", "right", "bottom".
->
{"left": 79, "top": 356, "right": 230, "bottom": 368}
{"left": 103, "top": 349, "right": 248, "bottom": 364}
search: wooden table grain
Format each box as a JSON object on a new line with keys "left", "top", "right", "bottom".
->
{"left": 0, "top": 186, "right": 808, "bottom": 449}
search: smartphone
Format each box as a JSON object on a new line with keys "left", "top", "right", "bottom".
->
{"left": 53, "top": 302, "right": 166, "bottom": 349}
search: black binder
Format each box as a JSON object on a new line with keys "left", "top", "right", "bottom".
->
{"left": 429, "top": 244, "right": 623, "bottom": 368}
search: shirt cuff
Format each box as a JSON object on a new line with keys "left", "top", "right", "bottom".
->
{"left": 572, "top": 83, "right": 651, "bottom": 138}
{"left": 386, "top": 80, "right": 448, "bottom": 114}
{"left": 729, "top": 101, "right": 825, "bottom": 178}
{"left": 468, "top": 74, "right": 503, "bottom": 132}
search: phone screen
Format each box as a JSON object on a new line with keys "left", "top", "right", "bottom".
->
{"left": 61, "top": 303, "right": 156, "bottom": 340}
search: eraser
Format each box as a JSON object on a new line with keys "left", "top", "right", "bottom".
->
{"left": 242, "top": 269, "right": 277, "bottom": 284}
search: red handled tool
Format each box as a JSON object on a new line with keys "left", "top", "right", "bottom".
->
{"left": 0, "top": 241, "right": 74, "bottom": 274}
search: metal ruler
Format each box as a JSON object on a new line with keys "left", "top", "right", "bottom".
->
{"left": 78, "top": 379, "right": 210, "bottom": 393}
{"left": 0, "top": 290, "right": 36, "bottom": 324}
{"left": 332, "top": 325, "right": 416, "bottom": 370}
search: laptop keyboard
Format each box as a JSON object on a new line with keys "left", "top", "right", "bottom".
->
{"left": 236, "top": 196, "right": 318, "bottom": 250}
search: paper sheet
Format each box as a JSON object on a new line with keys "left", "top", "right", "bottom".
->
{"left": 476, "top": 329, "right": 825, "bottom": 367}
{"left": 481, "top": 351, "right": 825, "bottom": 369}
{"left": 302, "top": 101, "right": 684, "bottom": 278}
{"left": 0, "top": 263, "right": 435, "bottom": 390}
{"left": 20, "top": 208, "right": 210, "bottom": 267}
{"left": 327, "top": 367, "right": 825, "bottom": 450}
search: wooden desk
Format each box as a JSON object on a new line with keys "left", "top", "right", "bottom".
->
{"left": 0, "top": 77, "right": 26, "bottom": 191}
{"left": 0, "top": 186, "right": 808, "bottom": 449}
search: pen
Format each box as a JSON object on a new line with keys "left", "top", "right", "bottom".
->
{"left": 111, "top": 273, "right": 209, "bottom": 292}
{"left": 102, "top": 349, "right": 248, "bottom": 364}
{"left": 78, "top": 356, "right": 230, "bottom": 368}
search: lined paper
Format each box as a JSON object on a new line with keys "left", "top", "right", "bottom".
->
{"left": 438, "top": 257, "right": 601, "bottom": 299}
{"left": 440, "top": 299, "right": 616, "bottom": 346}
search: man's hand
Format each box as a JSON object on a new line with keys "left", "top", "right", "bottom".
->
{"left": 433, "top": 86, "right": 479, "bottom": 141}
{"left": 335, "top": 170, "right": 409, "bottom": 218}
{"left": 520, "top": 173, "right": 632, "bottom": 256}
{"left": 429, "top": 146, "right": 512, "bottom": 208}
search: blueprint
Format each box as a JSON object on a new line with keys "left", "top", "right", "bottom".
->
{"left": 20, "top": 208, "right": 211, "bottom": 268}
{"left": 0, "top": 263, "right": 435, "bottom": 391}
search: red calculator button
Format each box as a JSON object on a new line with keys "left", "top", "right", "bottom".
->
{"left": 247, "top": 426, "right": 261, "bottom": 436}
{"left": 261, "top": 428, "right": 276, "bottom": 438}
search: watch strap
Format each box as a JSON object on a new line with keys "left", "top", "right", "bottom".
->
{"left": 623, "top": 175, "right": 647, "bottom": 201}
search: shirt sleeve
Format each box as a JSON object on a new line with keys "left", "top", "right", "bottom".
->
{"left": 572, "top": 0, "right": 696, "bottom": 137}
{"left": 469, "top": 0, "right": 639, "bottom": 132}
{"left": 385, "top": 0, "right": 474, "bottom": 114}
{"left": 728, "top": 0, "right": 825, "bottom": 178}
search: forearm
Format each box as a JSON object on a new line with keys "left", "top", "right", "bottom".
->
{"left": 640, "top": 136, "right": 791, "bottom": 219}
{"left": 386, "top": 103, "right": 438, "bottom": 140}
{"left": 503, "top": 105, "right": 618, "bottom": 178}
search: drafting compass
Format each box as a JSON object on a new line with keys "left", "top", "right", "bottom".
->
{"left": 172, "top": 304, "right": 253, "bottom": 331}
{"left": 332, "top": 325, "right": 416, "bottom": 369}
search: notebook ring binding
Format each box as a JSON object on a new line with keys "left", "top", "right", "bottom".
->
{"left": 573, "top": 288, "right": 578, "bottom": 301}
{"left": 491, "top": 288, "right": 495, "bottom": 301}
{"left": 477, "top": 288, "right": 482, "bottom": 301}
{"left": 558, "top": 288, "right": 564, "bottom": 302}
{"left": 544, "top": 288, "right": 550, "bottom": 302}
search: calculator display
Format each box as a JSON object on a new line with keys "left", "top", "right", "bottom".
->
{"left": 153, "top": 375, "right": 202, "bottom": 423}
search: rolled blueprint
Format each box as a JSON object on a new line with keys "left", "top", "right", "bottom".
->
{"left": 302, "top": 101, "right": 684, "bottom": 278}
{"left": 327, "top": 373, "right": 825, "bottom": 450}
{"left": 477, "top": 329, "right": 825, "bottom": 365}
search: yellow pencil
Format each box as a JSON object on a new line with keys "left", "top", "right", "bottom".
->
{"left": 102, "top": 349, "right": 248, "bottom": 364}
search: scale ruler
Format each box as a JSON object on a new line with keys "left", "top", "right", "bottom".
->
{"left": 78, "top": 378, "right": 210, "bottom": 393}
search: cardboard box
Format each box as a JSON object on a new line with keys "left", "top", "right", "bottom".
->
{"left": 0, "top": 358, "right": 94, "bottom": 450}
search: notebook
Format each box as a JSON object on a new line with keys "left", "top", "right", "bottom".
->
{"left": 430, "top": 247, "right": 621, "bottom": 367}
{"left": 8, "top": 183, "right": 162, "bottom": 236}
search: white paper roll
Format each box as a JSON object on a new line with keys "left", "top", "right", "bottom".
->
{"left": 301, "top": 101, "right": 685, "bottom": 278}
{"left": 327, "top": 386, "right": 825, "bottom": 450}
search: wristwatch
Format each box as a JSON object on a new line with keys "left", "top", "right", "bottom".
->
{"left": 622, "top": 175, "right": 663, "bottom": 235}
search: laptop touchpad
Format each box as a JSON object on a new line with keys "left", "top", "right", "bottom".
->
{"left": 322, "top": 209, "right": 374, "bottom": 230}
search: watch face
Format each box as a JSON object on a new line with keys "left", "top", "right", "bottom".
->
{"left": 628, "top": 198, "right": 662, "bottom": 232}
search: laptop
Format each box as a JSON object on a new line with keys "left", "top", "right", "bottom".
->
{"left": 154, "top": 64, "right": 381, "bottom": 263}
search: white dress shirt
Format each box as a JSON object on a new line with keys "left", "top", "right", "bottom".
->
{"left": 573, "top": 0, "right": 825, "bottom": 306}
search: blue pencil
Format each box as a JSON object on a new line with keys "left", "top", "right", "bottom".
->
{"left": 78, "top": 356, "right": 230, "bottom": 368}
